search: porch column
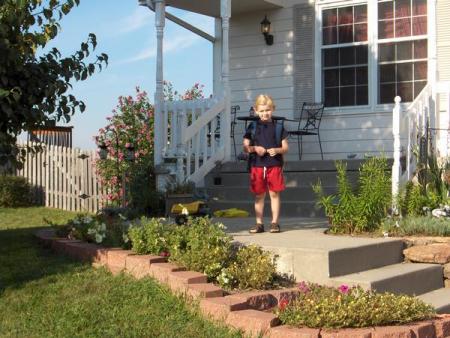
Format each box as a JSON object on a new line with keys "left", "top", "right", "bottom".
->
{"left": 221, "top": 0, "right": 231, "bottom": 161}
{"left": 392, "top": 96, "right": 402, "bottom": 214}
{"left": 154, "top": 0, "right": 165, "bottom": 167}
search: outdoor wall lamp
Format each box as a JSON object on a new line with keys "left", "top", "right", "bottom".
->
{"left": 125, "top": 143, "right": 135, "bottom": 162}
{"left": 261, "top": 15, "right": 274, "bottom": 46}
{"left": 98, "top": 142, "right": 108, "bottom": 160}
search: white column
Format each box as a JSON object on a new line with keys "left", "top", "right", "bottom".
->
{"left": 392, "top": 96, "right": 402, "bottom": 213}
{"left": 154, "top": 0, "right": 165, "bottom": 167}
{"left": 221, "top": 0, "right": 231, "bottom": 161}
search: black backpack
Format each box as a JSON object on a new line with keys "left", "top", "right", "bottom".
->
{"left": 246, "top": 120, "right": 284, "bottom": 171}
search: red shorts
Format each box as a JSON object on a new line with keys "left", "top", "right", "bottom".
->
{"left": 250, "top": 166, "right": 285, "bottom": 195}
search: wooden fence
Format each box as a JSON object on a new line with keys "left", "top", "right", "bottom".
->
{"left": 15, "top": 142, "right": 105, "bottom": 213}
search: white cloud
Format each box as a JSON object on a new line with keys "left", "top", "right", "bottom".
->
{"left": 117, "top": 32, "right": 200, "bottom": 64}
{"left": 117, "top": 8, "right": 153, "bottom": 35}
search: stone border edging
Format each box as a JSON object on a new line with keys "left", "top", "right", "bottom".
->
{"left": 35, "top": 229, "right": 450, "bottom": 338}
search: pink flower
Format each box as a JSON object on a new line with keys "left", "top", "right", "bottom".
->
{"left": 159, "top": 251, "right": 170, "bottom": 257}
{"left": 338, "top": 284, "right": 349, "bottom": 294}
{"left": 297, "top": 281, "right": 310, "bottom": 293}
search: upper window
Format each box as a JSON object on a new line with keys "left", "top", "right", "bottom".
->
{"left": 377, "top": 0, "right": 428, "bottom": 103}
{"left": 321, "top": 5, "right": 369, "bottom": 107}
{"left": 319, "top": 0, "right": 428, "bottom": 108}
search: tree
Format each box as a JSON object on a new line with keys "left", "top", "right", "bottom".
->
{"left": 0, "top": 0, "right": 108, "bottom": 166}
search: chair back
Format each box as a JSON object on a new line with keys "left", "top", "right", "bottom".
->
{"left": 299, "top": 102, "right": 324, "bottom": 132}
{"left": 230, "top": 105, "right": 240, "bottom": 136}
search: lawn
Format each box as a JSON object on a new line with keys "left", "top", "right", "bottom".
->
{"left": 0, "top": 207, "right": 242, "bottom": 338}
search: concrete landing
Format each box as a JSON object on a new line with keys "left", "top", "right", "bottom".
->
{"left": 418, "top": 288, "right": 450, "bottom": 314}
{"left": 217, "top": 217, "right": 404, "bottom": 283}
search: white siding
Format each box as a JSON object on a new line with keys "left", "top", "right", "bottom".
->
{"left": 229, "top": 7, "right": 294, "bottom": 119}
{"left": 227, "top": 1, "right": 410, "bottom": 160}
{"left": 437, "top": 0, "right": 450, "bottom": 82}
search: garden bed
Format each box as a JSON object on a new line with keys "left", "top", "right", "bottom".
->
{"left": 35, "top": 228, "right": 450, "bottom": 338}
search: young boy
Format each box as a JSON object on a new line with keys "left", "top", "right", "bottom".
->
{"left": 243, "top": 95, "right": 289, "bottom": 233}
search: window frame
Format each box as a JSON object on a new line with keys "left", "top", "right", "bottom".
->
{"left": 314, "top": 0, "right": 435, "bottom": 115}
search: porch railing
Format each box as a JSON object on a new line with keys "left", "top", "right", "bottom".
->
{"left": 392, "top": 81, "right": 450, "bottom": 206}
{"left": 161, "top": 96, "right": 227, "bottom": 186}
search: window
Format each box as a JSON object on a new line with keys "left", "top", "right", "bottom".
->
{"left": 377, "top": 0, "right": 427, "bottom": 103}
{"left": 322, "top": 5, "right": 368, "bottom": 107}
{"left": 319, "top": 0, "right": 428, "bottom": 108}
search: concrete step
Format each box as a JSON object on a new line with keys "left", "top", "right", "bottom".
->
{"left": 329, "top": 263, "right": 443, "bottom": 296}
{"left": 205, "top": 171, "right": 359, "bottom": 188}
{"left": 207, "top": 186, "right": 337, "bottom": 202}
{"left": 417, "top": 288, "right": 450, "bottom": 314}
{"left": 209, "top": 200, "right": 325, "bottom": 217}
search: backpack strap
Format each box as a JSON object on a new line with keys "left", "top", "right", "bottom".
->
{"left": 247, "top": 121, "right": 257, "bottom": 145}
{"left": 275, "top": 121, "right": 283, "bottom": 147}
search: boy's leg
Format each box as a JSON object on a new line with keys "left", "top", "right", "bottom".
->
{"left": 268, "top": 190, "right": 280, "bottom": 224}
{"left": 255, "top": 192, "right": 266, "bottom": 225}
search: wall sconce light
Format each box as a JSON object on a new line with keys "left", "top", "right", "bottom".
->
{"left": 260, "top": 15, "right": 274, "bottom": 46}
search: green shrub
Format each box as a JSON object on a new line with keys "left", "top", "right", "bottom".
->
{"left": 0, "top": 175, "right": 32, "bottom": 207}
{"left": 277, "top": 282, "right": 435, "bottom": 329}
{"left": 381, "top": 216, "right": 450, "bottom": 237}
{"left": 167, "top": 217, "right": 232, "bottom": 281}
{"left": 218, "top": 245, "right": 276, "bottom": 290}
{"left": 128, "top": 217, "right": 171, "bottom": 255}
{"left": 313, "top": 157, "right": 391, "bottom": 233}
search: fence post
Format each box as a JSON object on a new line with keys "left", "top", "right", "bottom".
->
{"left": 392, "top": 96, "right": 402, "bottom": 214}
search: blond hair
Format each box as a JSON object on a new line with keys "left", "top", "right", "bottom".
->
{"left": 254, "top": 94, "right": 275, "bottom": 110}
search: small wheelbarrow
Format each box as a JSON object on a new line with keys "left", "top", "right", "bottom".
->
{"left": 170, "top": 200, "right": 211, "bottom": 225}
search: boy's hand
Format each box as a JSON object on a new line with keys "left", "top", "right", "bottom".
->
{"left": 254, "top": 146, "right": 266, "bottom": 156}
{"left": 267, "top": 148, "right": 278, "bottom": 157}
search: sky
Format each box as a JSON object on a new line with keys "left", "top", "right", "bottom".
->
{"left": 34, "top": 0, "right": 215, "bottom": 149}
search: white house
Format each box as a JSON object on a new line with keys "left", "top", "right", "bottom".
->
{"left": 139, "top": 0, "right": 450, "bottom": 188}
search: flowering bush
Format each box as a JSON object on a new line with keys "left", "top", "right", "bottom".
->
{"left": 55, "top": 213, "right": 131, "bottom": 247}
{"left": 127, "top": 217, "right": 278, "bottom": 287}
{"left": 56, "top": 214, "right": 105, "bottom": 244}
{"left": 94, "top": 87, "right": 154, "bottom": 207}
{"left": 167, "top": 217, "right": 232, "bottom": 280}
{"left": 218, "top": 245, "right": 276, "bottom": 290}
{"left": 277, "top": 282, "right": 435, "bottom": 329}
{"left": 127, "top": 217, "right": 172, "bottom": 255}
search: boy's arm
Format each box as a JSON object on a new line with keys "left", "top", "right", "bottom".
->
{"left": 267, "top": 138, "right": 289, "bottom": 157}
{"left": 243, "top": 138, "right": 266, "bottom": 156}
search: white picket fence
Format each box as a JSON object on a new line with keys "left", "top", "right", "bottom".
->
{"left": 15, "top": 142, "right": 105, "bottom": 213}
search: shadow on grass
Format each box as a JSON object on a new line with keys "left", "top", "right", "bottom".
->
{"left": 0, "top": 225, "right": 87, "bottom": 294}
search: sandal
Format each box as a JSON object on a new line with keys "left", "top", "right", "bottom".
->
{"left": 249, "top": 224, "right": 264, "bottom": 233}
{"left": 270, "top": 223, "right": 280, "bottom": 233}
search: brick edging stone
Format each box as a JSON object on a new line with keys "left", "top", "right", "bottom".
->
{"left": 35, "top": 229, "right": 450, "bottom": 338}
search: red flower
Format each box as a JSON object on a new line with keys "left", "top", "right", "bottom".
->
{"left": 278, "top": 299, "right": 289, "bottom": 311}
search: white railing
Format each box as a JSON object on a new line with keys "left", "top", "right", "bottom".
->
{"left": 161, "top": 96, "right": 227, "bottom": 185}
{"left": 392, "top": 82, "right": 450, "bottom": 207}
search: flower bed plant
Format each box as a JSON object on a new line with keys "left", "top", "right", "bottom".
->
{"left": 277, "top": 282, "right": 435, "bottom": 329}
{"left": 52, "top": 212, "right": 131, "bottom": 248}
{"left": 127, "top": 216, "right": 278, "bottom": 290}
{"left": 313, "top": 157, "right": 391, "bottom": 234}
{"left": 381, "top": 216, "right": 450, "bottom": 237}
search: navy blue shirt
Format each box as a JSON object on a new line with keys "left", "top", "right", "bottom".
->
{"left": 243, "top": 120, "right": 288, "bottom": 168}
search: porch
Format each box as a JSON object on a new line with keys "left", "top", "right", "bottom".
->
{"left": 139, "top": 0, "right": 450, "bottom": 192}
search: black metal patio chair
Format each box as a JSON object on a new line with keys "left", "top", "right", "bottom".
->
{"left": 288, "top": 102, "right": 325, "bottom": 160}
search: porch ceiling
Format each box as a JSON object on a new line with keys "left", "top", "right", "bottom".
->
{"left": 165, "top": 0, "right": 282, "bottom": 18}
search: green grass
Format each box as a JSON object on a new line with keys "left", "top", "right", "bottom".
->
{"left": 0, "top": 207, "right": 242, "bottom": 338}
